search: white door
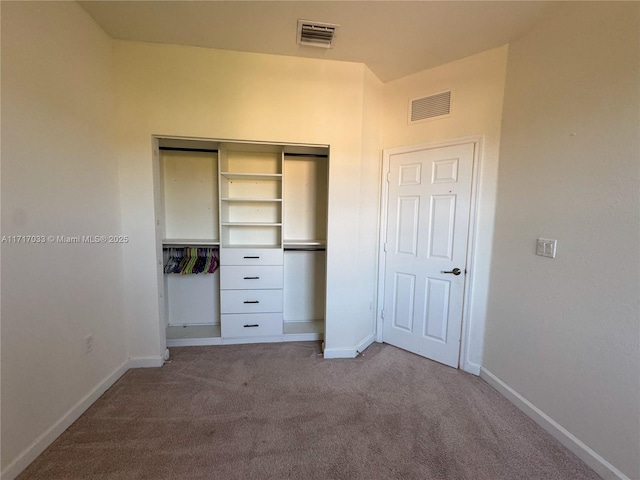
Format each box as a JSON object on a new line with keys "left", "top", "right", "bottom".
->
{"left": 382, "top": 142, "right": 474, "bottom": 368}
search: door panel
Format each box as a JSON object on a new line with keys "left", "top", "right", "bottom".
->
{"left": 423, "top": 278, "right": 450, "bottom": 342}
{"left": 382, "top": 143, "right": 474, "bottom": 368}
{"left": 397, "top": 196, "right": 420, "bottom": 255}
{"left": 428, "top": 194, "right": 456, "bottom": 259}
{"left": 392, "top": 272, "right": 416, "bottom": 332}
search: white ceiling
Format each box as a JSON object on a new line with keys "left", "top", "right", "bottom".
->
{"left": 78, "top": 1, "right": 561, "bottom": 82}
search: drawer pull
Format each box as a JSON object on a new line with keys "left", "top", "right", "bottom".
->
{"left": 243, "top": 300, "right": 260, "bottom": 304}
{"left": 243, "top": 324, "right": 260, "bottom": 328}
{"left": 244, "top": 256, "right": 260, "bottom": 259}
{"left": 243, "top": 276, "right": 260, "bottom": 280}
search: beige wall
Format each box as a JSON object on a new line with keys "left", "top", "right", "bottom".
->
{"left": 353, "top": 66, "right": 384, "bottom": 347}
{"left": 382, "top": 45, "right": 509, "bottom": 371}
{"left": 1, "top": 2, "right": 128, "bottom": 475}
{"left": 4, "top": 2, "right": 638, "bottom": 479}
{"left": 113, "top": 41, "right": 383, "bottom": 359}
{"left": 482, "top": 3, "right": 640, "bottom": 479}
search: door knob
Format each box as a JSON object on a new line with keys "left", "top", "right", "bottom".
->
{"left": 441, "top": 268, "right": 462, "bottom": 276}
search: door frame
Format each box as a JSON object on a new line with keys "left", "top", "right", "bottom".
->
{"left": 376, "top": 136, "right": 483, "bottom": 372}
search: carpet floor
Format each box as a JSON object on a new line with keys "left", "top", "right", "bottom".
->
{"left": 17, "top": 342, "right": 601, "bottom": 480}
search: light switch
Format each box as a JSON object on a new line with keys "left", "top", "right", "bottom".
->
{"left": 536, "top": 238, "right": 557, "bottom": 258}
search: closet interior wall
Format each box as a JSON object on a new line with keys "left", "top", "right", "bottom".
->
{"left": 155, "top": 137, "right": 329, "bottom": 347}
{"left": 283, "top": 153, "right": 328, "bottom": 336}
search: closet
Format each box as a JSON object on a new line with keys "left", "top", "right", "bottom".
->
{"left": 156, "top": 137, "right": 328, "bottom": 346}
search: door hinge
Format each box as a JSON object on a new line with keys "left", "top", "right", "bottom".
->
{"left": 383, "top": 242, "right": 388, "bottom": 253}
{"left": 381, "top": 309, "right": 384, "bottom": 319}
{"left": 386, "top": 171, "right": 391, "bottom": 183}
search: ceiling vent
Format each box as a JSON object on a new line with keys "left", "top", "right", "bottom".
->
{"left": 297, "top": 20, "right": 339, "bottom": 48}
{"left": 409, "top": 90, "right": 453, "bottom": 124}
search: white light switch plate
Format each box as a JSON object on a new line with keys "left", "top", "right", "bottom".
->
{"left": 536, "top": 238, "right": 557, "bottom": 258}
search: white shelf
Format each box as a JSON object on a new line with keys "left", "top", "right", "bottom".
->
{"left": 284, "top": 240, "right": 326, "bottom": 247}
{"left": 167, "top": 336, "right": 223, "bottom": 347}
{"left": 220, "top": 175, "right": 282, "bottom": 200}
{"left": 163, "top": 239, "right": 220, "bottom": 246}
{"left": 221, "top": 222, "right": 282, "bottom": 226}
{"left": 221, "top": 172, "right": 282, "bottom": 180}
{"left": 166, "top": 322, "right": 324, "bottom": 346}
{"left": 283, "top": 320, "right": 324, "bottom": 341}
{"left": 221, "top": 244, "right": 283, "bottom": 249}
{"left": 221, "top": 198, "right": 282, "bottom": 202}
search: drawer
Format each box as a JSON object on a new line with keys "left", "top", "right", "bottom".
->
{"left": 220, "top": 289, "right": 283, "bottom": 314}
{"left": 220, "top": 248, "right": 283, "bottom": 266}
{"left": 220, "top": 266, "right": 283, "bottom": 290}
{"left": 221, "top": 313, "right": 283, "bottom": 338}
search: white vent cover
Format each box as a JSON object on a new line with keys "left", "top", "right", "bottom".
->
{"left": 409, "top": 90, "right": 453, "bottom": 124}
{"left": 297, "top": 20, "right": 339, "bottom": 48}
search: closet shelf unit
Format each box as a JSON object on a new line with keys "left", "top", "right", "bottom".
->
{"left": 219, "top": 144, "right": 284, "bottom": 250}
{"left": 156, "top": 137, "right": 329, "bottom": 347}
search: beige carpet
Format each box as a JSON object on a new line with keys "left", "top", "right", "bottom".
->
{"left": 18, "top": 342, "right": 601, "bottom": 479}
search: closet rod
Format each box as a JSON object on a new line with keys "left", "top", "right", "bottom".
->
{"left": 284, "top": 247, "right": 326, "bottom": 252}
{"left": 284, "top": 153, "right": 328, "bottom": 159}
{"left": 159, "top": 146, "right": 219, "bottom": 154}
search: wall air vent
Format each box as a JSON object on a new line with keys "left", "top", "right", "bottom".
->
{"left": 297, "top": 20, "right": 339, "bottom": 48}
{"left": 409, "top": 90, "right": 453, "bottom": 124}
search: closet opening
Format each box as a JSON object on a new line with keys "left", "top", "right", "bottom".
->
{"left": 153, "top": 136, "right": 329, "bottom": 347}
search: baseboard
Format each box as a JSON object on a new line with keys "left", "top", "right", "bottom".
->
{"left": 221, "top": 335, "right": 283, "bottom": 345}
{"left": 1, "top": 359, "right": 129, "bottom": 480}
{"left": 480, "top": 367, "right": 630, "bottom": 480}
{"left": 356, "top": 334, "right": 375, "bottom": 355}
{"left": 323, "top": 347, "right": 358, "bottom": 358}
{"left": 128, "top": 355, "right": 164, "bottom": 368}
{"left": 282, "top": 333, "right": 323, "bottom": 342}
{"left": 324, "top": 334, "right": 376, "bottom": 359}
{"left": 462, "top": 360, "right": 481, "bottom": 376}
{"left": 166, "top": 337, "right": 222, "bottom": 347}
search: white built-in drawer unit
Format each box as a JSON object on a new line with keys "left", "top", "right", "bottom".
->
{"left": 219, "top": 247, "right": 284, "bottom": 339}
{"left": 220, "top": 247, "right": 283, "bottom": 266}
{"left": 220, "top": 266, "right": 283, "bottom": 290}
{"left": 221, "top": 313, "right": 283, "bottom": 338}
{"left": 220, "top": 289, "right": 283, "bottom": 314}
